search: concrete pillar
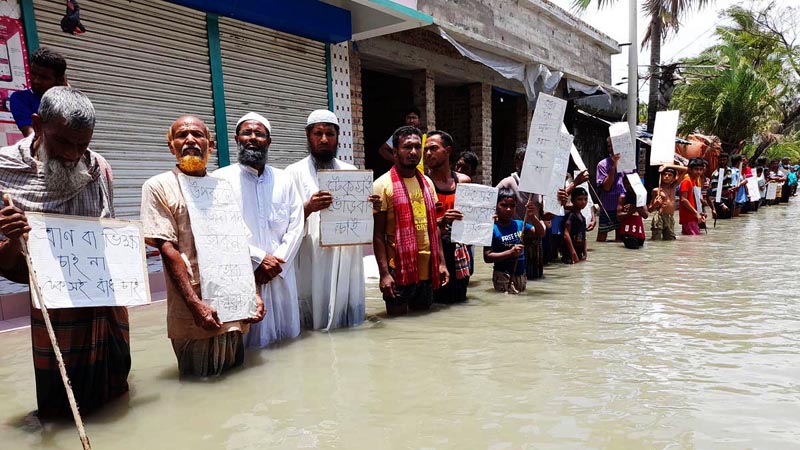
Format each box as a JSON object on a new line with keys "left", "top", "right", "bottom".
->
{"left": 349, "top": 46, "right": 365, "bottom": 169}
{"left": 469, "top": 83, "right": 492, "bottom": 185}
{"left": 411, "top": 69, "right": 436, "bottom": 131}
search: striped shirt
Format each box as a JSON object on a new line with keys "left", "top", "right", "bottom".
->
{"left": 0, "top": 135, "right": 114, "bottom": 227}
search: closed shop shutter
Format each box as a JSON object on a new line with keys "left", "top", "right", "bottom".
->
{"left": 33, "top": 0, "right": 216, "bottom": 217}
{"left": 218, "top": 17, "right": 327, "bottom": 169}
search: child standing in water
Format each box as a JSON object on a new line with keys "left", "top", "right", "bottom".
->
{"left": 617, "top": 175, "right": 649, "bottom": 249}
{"left": 484, "top": 188, "right": 545, "bottom": 294}
{"left": 562, "top": 187, "right": 589, "bottom": 264}
{"left": 679, "top": 158, "right": 706, "bottom": 235}
{"left": 649, "top": 165, "right": 686, "bottom": 241}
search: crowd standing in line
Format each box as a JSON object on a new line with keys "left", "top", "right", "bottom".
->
{"left": 0, "top": 47, "right": 796, "bottom": 419}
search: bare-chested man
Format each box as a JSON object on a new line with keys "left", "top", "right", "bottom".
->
{"left": 648, "top": 164, "right": 687, "bottom": 241}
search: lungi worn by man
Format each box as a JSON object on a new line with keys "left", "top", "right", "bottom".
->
{"left": 142, "top": 115, "right": 264, "bottom": 376}
{"left": 0, "top": 87, "right": 130, "bottom": 417}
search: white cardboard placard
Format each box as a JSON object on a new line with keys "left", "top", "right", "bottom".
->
{"left": 26, "top": 213, "right": 151, "bottom": 309}
{"left": 178, "top": 174, "right": 258, "bottom": 323}
{"left": 451, "top": 183, "right": 498, "bottom": 247}
{"left": 318, "top": 170, "right": 374, "bottom": 246}
{"left": 519, "top": 93, "right": 567, "bottom": 194}
{"left": 650, "top": 110, "right": 679, "bottom": 166}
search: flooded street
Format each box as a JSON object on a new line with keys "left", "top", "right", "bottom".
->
{"left": 1, "top": 204, "right": 799, "bottom": 449}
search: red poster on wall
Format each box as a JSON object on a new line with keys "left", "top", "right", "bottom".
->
{"left": 0, "top": 13, "right": 30, "bottom": 146}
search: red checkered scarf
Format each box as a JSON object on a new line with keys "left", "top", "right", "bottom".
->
{"left": 390, "top": 166, "right": 441, "bottom": 287}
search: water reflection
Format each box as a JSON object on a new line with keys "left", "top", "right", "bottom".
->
{"left": 1, "top": 205, "right": 799, "bottom": 449}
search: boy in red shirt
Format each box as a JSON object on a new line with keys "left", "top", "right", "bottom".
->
{"left": 679, "top": 158, "right": 706, "bottom": 235}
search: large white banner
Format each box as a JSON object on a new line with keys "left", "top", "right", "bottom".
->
{"left": 542, "top": 130, "right": 573, "bottom": 216}
{"left": 451, "top": 183, "right": 498, "bottom": 247}
{"left": 746, "top": 177, "right": 761, "bottom": 202}
{"left": 26, "top": 213, "right": 150, "bottom": 309}
{"left": 178, "top": 174, "right": 258, "bottom": 323}
{"left": 650, "top": 110, "right": 679, "bottom": 166}
{"left": 519, "top": 93, "right": 567, "bottom": 194}
{"left": 318, "top": 170, "right": 374, "bottom": 246}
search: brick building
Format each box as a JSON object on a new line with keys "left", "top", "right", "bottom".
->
{"left": 346, "top": 0, "right": 623, "bottom": 185}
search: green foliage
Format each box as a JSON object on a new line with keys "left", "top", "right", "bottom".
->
{"left": 671, "top": 44, "right": 774, "bottom": 149}
{"left": 670, "top": 2, "right": 799, "bottom": 151}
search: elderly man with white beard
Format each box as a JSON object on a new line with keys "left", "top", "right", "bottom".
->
{"left": 285, "top": 110, "right": 378, "bottom": 330}
{"left": 213, "top": 112, "right": 304, "bottom": 347}
{"left": 0, "top": 87, "right": 131, "bottom": 418}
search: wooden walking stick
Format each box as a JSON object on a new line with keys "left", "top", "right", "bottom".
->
{"left": 508, "top": 195, "right": 534, "bottom": 294}
{"left": 586, "top": 182, "right": 613, "bottom": 224}
{"left": 3, "top": 194, "right": 92, "bottom": 450}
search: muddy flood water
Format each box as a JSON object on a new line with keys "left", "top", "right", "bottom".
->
{"left": 1, "top": 204, "right": 799, "bottom": 449}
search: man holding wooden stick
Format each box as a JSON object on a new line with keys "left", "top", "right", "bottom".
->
{"left": 0, "top": 87, "right": 130, "bottom": 418}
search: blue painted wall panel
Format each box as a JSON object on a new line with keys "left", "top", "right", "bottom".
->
{"left": 167, "top": 0, "right": 351, "bottom": 43}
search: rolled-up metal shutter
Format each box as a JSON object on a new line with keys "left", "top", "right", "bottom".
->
{"left": 33, "top": 0, "right": 216, "bottom": 217}
{"left": 218, "top": 17, "right": 327, "bottom": 168}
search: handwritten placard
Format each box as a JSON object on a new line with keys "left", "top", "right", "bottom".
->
{"left": 746, "top": 177, "right": 761, "bottom": 202}
{"left": 318, "top": 170, "right": 374, "bottom": 246}
{"left": 451, "top": 183, "right": 498, "bottom": 247}
{"left": 25, "top": 213, "right": 150, "bottom": 309}
{"left": 715, "top": 169, "right": 725, "bottom": 203}
{"left": 178, "top": 174, "right": 258, "bottom": 323}
{"left": 625, "top": 173, "right": 648, "bottom": 208}
{"left": 609, "top": 122, "right": 636, "bottom": 172}
{"left": 650, "top": 110, "right": 679, "bottom": 166}
{"left": 766, "top": 182, "right": 778, "bottom": 200}
{"left": 543, "top": 130, "right": 573, "bottom": 216}
{"left": 519, "top": 93, "right": 567, "bottom": 194}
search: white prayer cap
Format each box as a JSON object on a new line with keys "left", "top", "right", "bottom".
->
{"left": 236, "top": 112, "right": 271, "bottom": 134}
{"left": 306, "top": 109, "right": 339, "bottom": 127}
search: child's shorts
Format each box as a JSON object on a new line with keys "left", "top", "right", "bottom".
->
{"left": 492, "top": 271, "right": 527, "bottom": 294}
{"left": 651, "top": 212, "right": 676, "bottom": 240}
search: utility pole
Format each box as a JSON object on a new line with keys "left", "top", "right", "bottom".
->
{"left": 628, "top": 0, "right": 638, "bottom": 141}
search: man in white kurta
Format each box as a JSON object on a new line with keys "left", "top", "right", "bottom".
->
{"left": 212, "top": 112, "right": 304, "bottom": 347}
{"left": 286, "top": 110, "right": 373, "bottom": 330}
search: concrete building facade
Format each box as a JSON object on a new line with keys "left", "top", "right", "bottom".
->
{"left": 349, "top": 0, "right": 622, "bottom": 185}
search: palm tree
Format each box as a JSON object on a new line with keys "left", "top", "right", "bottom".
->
{"left": 573, "top": 0, "right": 712, "bottom": 132}
{"left": 671, "top": 44, "right": 774, "bottom": 152}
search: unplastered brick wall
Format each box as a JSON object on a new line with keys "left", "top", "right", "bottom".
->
{"left": 435, "top": 86, "right": 471, "bottom": 157}
{"left": 469, "top": 83, "right": 492, "bottom": 185}
{"left": 386, "top": 28, "right": 464, "bottom": 60}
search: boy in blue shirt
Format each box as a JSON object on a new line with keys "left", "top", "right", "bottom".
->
{"left": 484, "top": 188, "right": 545, "bottom": 294}
{"left": 9, "top": 48, "right": 68, "bottom": 136}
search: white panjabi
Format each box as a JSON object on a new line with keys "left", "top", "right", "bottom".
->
{"left": 212, "top": 163, "right": 304, "bottom": 347}
{"left": 285, "top": 156, "right": 366, "bottom": 330}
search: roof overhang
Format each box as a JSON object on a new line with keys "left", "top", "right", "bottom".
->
{"left": 322, "top": 0, "right": 433, "bottom": 41}
{"left": 438, "top": 23, "right": 618, "bottom": 94}
{"left": 167, "top": 0, "right": 431, "bottom": 43}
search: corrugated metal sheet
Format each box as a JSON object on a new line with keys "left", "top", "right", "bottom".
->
{"left": 218, "top": 17, "right": 327, "bottom": 169}
{"left": 34, "top": 0, "right": 216, "bottom": 217}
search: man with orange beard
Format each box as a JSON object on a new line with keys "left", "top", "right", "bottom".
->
{"left": 141, "top": 115, "right": 265, "bottom": 377}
